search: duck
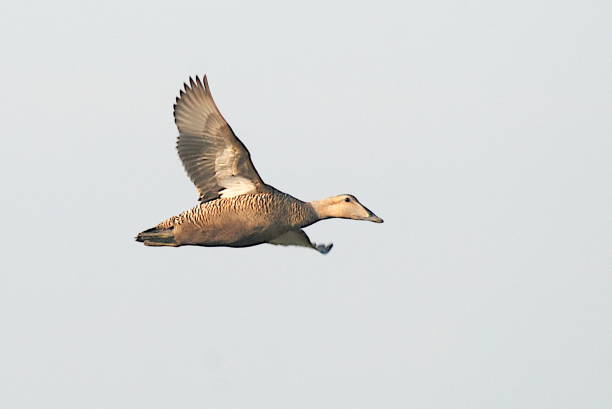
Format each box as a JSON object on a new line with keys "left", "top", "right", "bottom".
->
{"left": 136, "top": 75, "right": 383, "bottom": 254}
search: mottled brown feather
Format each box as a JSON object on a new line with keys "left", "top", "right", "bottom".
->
{"left": 155, "top": 192, "right": 318, "bottom": 247}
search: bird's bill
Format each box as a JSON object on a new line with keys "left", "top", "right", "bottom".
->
{"left": 365, "top": 214, "right": 384, "bottom": 223}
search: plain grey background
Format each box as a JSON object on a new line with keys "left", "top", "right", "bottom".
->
{"left": 1, "top": 0, "right": 611, "bottom": 408}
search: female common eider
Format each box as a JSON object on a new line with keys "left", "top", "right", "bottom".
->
{"left": 136, "top": 76, "right": 383, "bottom": 254}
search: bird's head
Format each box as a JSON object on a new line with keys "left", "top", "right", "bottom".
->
{"left": 311, "top": 194, "right": 383, "bottom": 223}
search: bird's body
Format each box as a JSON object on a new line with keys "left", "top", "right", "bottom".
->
{"left": 145, "top": 191, "right": 316, "bottom": 247}
{"left": 136, "top": 75, "right": 382, "bottom": 254}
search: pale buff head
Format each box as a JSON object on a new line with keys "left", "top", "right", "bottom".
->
{"left": 310, "top": 194, "right": 383, "bottom": 223}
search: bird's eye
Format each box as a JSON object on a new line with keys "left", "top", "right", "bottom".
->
{"left": 344, "top": 197, "right": 351, "bottom": 202}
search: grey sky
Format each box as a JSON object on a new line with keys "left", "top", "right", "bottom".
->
{"left": 1, "top": 0, "right": 611, "bottom": 408}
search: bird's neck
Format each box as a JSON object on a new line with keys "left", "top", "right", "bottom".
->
{"left": 308, "top": 197, "right": 336, "bottom": 221}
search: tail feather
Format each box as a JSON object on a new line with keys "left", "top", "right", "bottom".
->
{"left": 135, "top": 226, "right": 177, "bottom": 245}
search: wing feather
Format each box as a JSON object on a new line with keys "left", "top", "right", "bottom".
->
{"left": 173, "top": 75, "right": 266, "bottom": 202}
{"left": 268, "top": 229, "right": 333, "bottom": 254}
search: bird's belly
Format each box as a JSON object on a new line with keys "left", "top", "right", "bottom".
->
{"left": 174, "top": 211, "right": 289, "bottom": 247}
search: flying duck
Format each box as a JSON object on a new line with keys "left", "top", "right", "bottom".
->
{"left": 136, "top": 76, "right": 383, "bottom": 254}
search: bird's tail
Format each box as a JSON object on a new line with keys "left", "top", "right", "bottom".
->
{"left": 135, "top": 226, "right": 177, "bottom": 246}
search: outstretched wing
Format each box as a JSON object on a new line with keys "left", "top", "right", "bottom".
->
{"left": 268, "top": 229, "right": 333, "bottom": 254}
{"left": 174, "top": 75, "right": 267, "bottom": 202}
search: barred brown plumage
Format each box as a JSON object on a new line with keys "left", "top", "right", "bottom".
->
{"left": 156, "top": 192, "right": 316, "bottom": 231}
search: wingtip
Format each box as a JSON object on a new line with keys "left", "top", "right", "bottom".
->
{"left": 317, "top": 243, "right": 333, "bottom": 255}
